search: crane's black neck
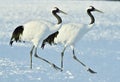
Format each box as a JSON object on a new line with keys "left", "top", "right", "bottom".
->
{"left": 87, "top": 9, "right": 95, "bottom": 25}
{"left": 52, "top": 11, "right": 62, "bottom": 24}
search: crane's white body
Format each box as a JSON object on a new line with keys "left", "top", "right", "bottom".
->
{"left": 10, "top": 7, "right": 66, "bottom": 71}
{"left": 41, "top": 6, "right": 102, "bottom": 73}
{"left": 54, "top": 23, "right": 94, "bottom": 47}
{"left": 21, "top": 20, "right": 62, "bottom": 47}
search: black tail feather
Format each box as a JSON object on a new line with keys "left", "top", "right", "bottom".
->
{"left": 41, "top": 31, "right": 59, "bottom": 49}
{"left": 9, "top": 40, "right": 13, "bottom": 46}
{"left": 41, "top": 41, "right": 45, "bottom": 49}
{"left": 10, "top": 25, "right": 24, "bottom": 46}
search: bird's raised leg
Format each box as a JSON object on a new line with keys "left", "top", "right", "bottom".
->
{"left": 30, "top": 46, "right": 35, "bottom": 69}
{"left": 34, "top": 48, "right": 62, "bottom": 71}
{"left": 61, "top": 47, "right": 66, "bottom": 71}
{"left": 72, "top": 48, "right": 97, "bottom": 74}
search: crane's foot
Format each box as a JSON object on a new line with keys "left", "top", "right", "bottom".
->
{"left": 52, "top": 64, "right": 63, "bottom": 71}
{"left": 87, "top": 68, "right": 97, "bottom": 74}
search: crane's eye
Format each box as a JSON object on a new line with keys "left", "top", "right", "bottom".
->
{"left": 89, "top": 6, "right": 93, "bottom": 10}
{"left": 53, "top": 7, "right": 59, "bottom": 11}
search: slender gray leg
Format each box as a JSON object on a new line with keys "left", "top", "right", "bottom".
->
{"left": 72, "top": 49, "right": 97, "bottom": 74}
{"left": 61, "top": 47, "right": 66, "bottom": 70}
{"left": 34, "top": 48, "right": 62, "bottom": 71}
{"left": 30, "top": 46, "right": 35, "bottom": 69}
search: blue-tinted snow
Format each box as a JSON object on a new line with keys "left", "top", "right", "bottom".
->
{"left": 0, "top": 1, "right": 120, "bottom": 82}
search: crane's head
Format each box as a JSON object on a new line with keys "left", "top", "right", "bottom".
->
{"left": 88, "top": 6, "right": 103, "bottom": 13}
{"left": 52, "top": 7, "right": 67, "bottom": 15}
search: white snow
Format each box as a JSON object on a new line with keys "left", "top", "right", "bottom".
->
{"left": 0, "top": 1, "right": 120, "bottom": 82}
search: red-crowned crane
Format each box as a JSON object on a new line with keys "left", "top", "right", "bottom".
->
{"left": 41, "top": 6, "right": 103, "bottom": 73}
{"left": 10, "top": 7, "right": 67, "bottom": 71}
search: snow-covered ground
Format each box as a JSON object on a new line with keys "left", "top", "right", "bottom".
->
{"left": 0, "top": 1, "right": 120, "bottom": 82}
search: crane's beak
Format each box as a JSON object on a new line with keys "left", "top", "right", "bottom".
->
{"left": 95, "top": 9, "right": 104, "bottom": 13}
{"left": 59, "top": 10, "right": 67, "bottom": 15}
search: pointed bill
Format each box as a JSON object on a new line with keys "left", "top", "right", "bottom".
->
{"left": 59, "top": 10, "right": 67, "bottom": 15}
{"left": 95, "top": 9, "right": 104, "bottom": 13}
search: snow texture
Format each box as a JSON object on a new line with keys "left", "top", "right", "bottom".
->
{"left": 0, "top": 1, "right": 120, "bottom": 82}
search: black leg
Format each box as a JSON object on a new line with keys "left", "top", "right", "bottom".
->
{"left": 61, "top": 47, "right": 66, "bottom": 70}
{"left": 30, "top": 46, "right": 35, "bottom": 69}
{"left": 72, "top": 49, "right": 97, "bottom": 74}
{"left": 34, "top": 48, "right": 62, "bottom": 71}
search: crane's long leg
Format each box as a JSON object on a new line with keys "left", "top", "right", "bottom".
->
{"left": 72, "top": 49, "right": 97, "bottom": 74}
{"left": 34, "top": 48, "right": 62, "bottom": 71}
{"left": 30, "top": 46, "right": 35, "bottom": 69}
{"left": 61, "top": 47, "right": 66, "bottom": 70}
